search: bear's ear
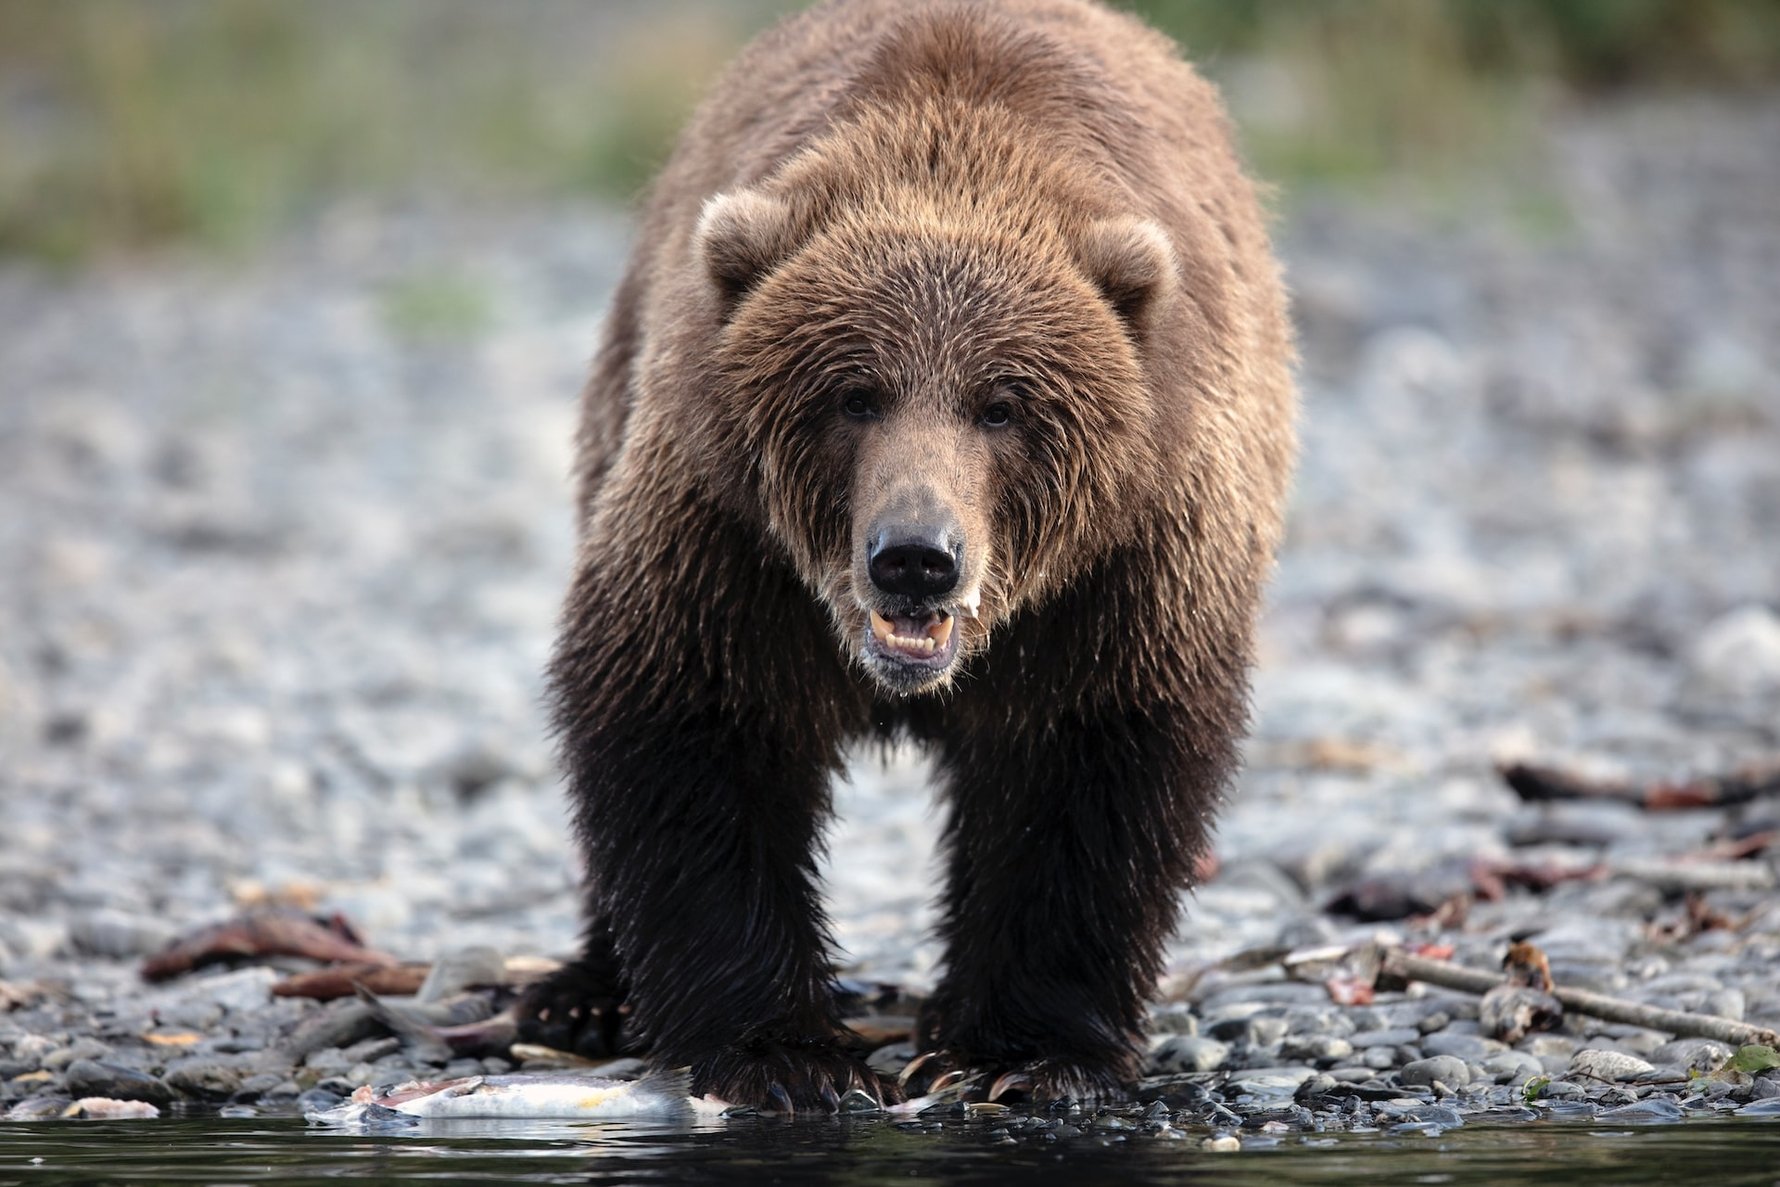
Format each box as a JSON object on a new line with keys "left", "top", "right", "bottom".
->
{"left": 1076, "top": 216, "right": 1176, "bottom": 336}
{"left": 695, "top": 189, "right": 799, "bottom": 309}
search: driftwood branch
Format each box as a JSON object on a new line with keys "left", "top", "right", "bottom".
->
{"left": 1379, "top": 948, "right": 1780, "bottom": 1049}
{"left": 1500, "top": 759, "right": 1780, "bottom": 811}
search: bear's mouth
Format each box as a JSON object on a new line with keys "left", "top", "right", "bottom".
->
{"left": 864, "top": 607, "right": 960, "bottom": 676}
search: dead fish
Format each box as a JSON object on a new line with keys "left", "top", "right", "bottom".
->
{"left": 305, "top": 1068, "right": 725, "bottom": 1126}
{"left": 5, "top": 1096, "right": 73, "bottom": 1121}
{"left": 64, "top": 1098, "right": 161, "bottom": 1120}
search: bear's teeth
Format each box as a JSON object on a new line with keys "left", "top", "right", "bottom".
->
{"left": 929, "top": 616, "right": 955, "bottom": 649}
{"left": 869, "top": 609, "right": 893, "bottom": 643}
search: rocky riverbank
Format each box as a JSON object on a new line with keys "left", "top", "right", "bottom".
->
{"left": 2, "top": 92, "right": 1778, "bottom": 1139}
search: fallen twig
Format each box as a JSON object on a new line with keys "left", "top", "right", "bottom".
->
{"left": 1500, "top": 759, "right": 1780, "bottom": 811}
{"left": 273, "top": 962, "right": 431, "bottom": 1000}
{"left": 1378, "top": 947, "right": 1780, "bottom": 1048}
{"left": 141, "top": 909, "right": 396, "bottom": 982}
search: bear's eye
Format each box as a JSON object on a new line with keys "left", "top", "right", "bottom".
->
{"left": 839, "top": 389, "right": 877, "bottom": 420}
{"left": 980, "top": 401, "right": 1014, "bottom": 428}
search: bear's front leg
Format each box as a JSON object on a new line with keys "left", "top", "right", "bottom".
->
{"left": 535, "top": 523, "right": 892, "bottom": 1112}
{"left": 914, "top": 706, "right": 1228, "bottom": 1102}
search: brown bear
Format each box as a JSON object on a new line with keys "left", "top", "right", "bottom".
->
{"left": 520, "top": 0, "right": 1297, "bottom": 1111}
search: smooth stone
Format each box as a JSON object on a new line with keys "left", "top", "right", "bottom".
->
{"left": 1295, "top": 1074, "right": 1339, "bottom": 1099}
{"left": 1520, "top": 1035, "right": 1577, "bottom": 1059}
{"left": 1204, "top": 1015, "right": 1288, "bottom": 1046}
{"left": 1569, "top": 1049, "right": 1657, "bottom": 1083}
{"left": 40, "top": 1038, "right": 112, "bottom": 1071}
{"left": 1649, "top": 1038, "right": 1732, "bottom": 1072}
{"left": 1599, "top": 1095, "right": 1686, "bottom": 1124}
{"left": 1229, "top": 1067, "right": 1318, "bottom": 1099}
{"left": 147, "top": 966, "right": 277, "bottom": 1026}
{"left": 60, "top": 1060, "right": 174, "bottom": 1107}
{"left": 1704, "top": 989, "right": 1746, "bottom": 1022}
{"left": 1421, "top": 1032, "right": 1496, "bottom": 1061}
{"left": 1739, "top": 1096, "right": 1780, "bottom": 1116}
{"left": 1326, "top": 1066, "right": 1375, "bottom": 1084}
{"left": 1400, "top": 1056, "right": 1471, "bottom": 1090}
{"left": 1350, "top": 1028, "right": 1420, "bottom": 1049}
{"left": 1363, "top": 1047, "right": 1401, "bottom": 1071}
{"left": 164, "top": 1056, "right": 259, "bottom": 1100}
{"left": 1540, "top": 1080, "right": 1589, "bottom": 1100}
{"left": 1146, "top": 1035, "right": 1231, "bottom": 1075}
{"left": 1280, "top": 1035, "right": 1353, "bottom": 1064}
{"left": 66, "top": 909, "right": 177, "bottom": 960}
{"left": 1481, "top": 1051, "right": 1545, "bottom": 1086}
{"left": 1146, "top": 1005, "right": 1198, "bottom": 1036}
{"left": 1537, "top": 1054, "right": 1574, "bottom": 1077}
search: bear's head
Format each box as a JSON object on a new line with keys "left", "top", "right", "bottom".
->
{"left": 697, "top": 187, "right": 1173, "bottom": 694}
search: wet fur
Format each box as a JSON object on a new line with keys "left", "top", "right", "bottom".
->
{"left": 523, "top": 0, "right": 1296, "bottom": 1108}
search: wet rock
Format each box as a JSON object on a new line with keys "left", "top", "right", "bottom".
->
{"left": 1648, "top": 1037, "right": 1733, "bottom": 1073}
{"left": 1295, "top": 1074, "right": 1340, "bottom": 1100}
{"left": 1688, "top": 605, "right": 1780, "bottom": 697}
{"left": 1204, "top": 1014, "right": 1290, "bottom": 1046}
{"left": 1362, "top": 1046, "right": 1402, "bottom": 1071}
{"left": 1539, "top": 1080, "right": 1590, "bottom": 1100}
{"left": 165, "top": 1055, "right": 264, "bottom": 1100}
{"left": 1520, "top": 1035, "right": 1577, "bottom": 1059}
{"left": 60, "top": 1060, "right": 174, "bottom": 1107}
{"left": 1147, "top": 1035, "right": 1230, "bottom": 1075}
{"left": 1325, "top": 1065, "right": 1375, "bottom": 1083}
{"left": 1599, "top": 1095, "right": 1686, "bottom": 1123}
{"left": 8, "top": 1035, "right": 57, "bottom": 1069}
{"left": 1400, "top": 1056, "right": 1470, "bottom": 1090}
{"left": 1228, "top": 1067, "right": 1318, "bottom": 1100}
{"left": 1280, "top": 1034, "right": 1353, "bottom": 1064}
{"left": 1568, "top": 1049, "right": 1656, "bottom": 1083}
{"left": 40, "top": 1038, "right": 112, "bottom": 1071}
{"left": 66, "top": 910, "right": 177, "bottom": 960}
{"left": 1420, "top": 1032, "right": 1495, "bottom": 1061}
{"left": 147, "top": 966, "right": 277, "bottom": 1028}
{"left": 1481, "top": 1051, "right": 1544, "bottom": 1085}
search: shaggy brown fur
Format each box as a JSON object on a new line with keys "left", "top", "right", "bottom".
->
{"left": 519, "top": 0, "right": 1297, "bottom": 1110}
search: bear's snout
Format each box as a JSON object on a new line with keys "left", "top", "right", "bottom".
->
{"left": 867, "top": 524, "right": 960, "bottom": 600}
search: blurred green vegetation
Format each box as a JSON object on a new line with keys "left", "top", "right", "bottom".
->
{"left": 2, "top": 0, "right": 1777, "bottom": 265}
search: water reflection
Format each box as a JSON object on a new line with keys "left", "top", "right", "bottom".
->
{"left": 1, "top": 1114, "right": 1777, "bottom": 1185}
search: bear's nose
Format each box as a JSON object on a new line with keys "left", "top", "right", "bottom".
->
{"left": 868, "top": 527, "right": 959, "bottom": 599}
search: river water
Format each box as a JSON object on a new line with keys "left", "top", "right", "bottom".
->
{"left": 3, "top": 1115, "right": 1777, "bottom": 1186}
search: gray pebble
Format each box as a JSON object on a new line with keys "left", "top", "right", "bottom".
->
{"left": 1147, "top": 1035, "right": 1230, "bottom": 1074}
{"left": 165, "top": 1059, "right": 254, "bottom": 1100}
{"left": 1520, "top": 1035, "right": 1577, "bottom": 1059}
{"left": 66, "top": 909, "right": 176, "bottom": 960}
{"left": 1325, "top": 1065, "right": 1375, "bottom": 1083}
{"left": 1568, "top": 1048, "right": 1657, "bottom": 1083}
{"left": 1481, "top": 1051, "right": 1544, "bottom": 1085}
{"left": 1400, "top": 1056, "right": 1471, "bottom": 1090}
{"left": 1598, "top": 1095, "right": 1686, "bottom": 1123}
{"left": 1420, "top": 1032, "right": 1496, "bottom": 1061}
{"left": 1648, "top": 1037, "right": 1732, "bottom": 1072}
{"left": 41, "top": 1038, "right": 111, "bottom": 1071}
{"left": 1280, "top": 1034, "right": 1354, "bottom": 1064}
{"left": 1228, "top": 1067, "right": 1317, "bottom": 1099}
{"left": 60, "top": 1059, "right": 175, "bottom": 1106}
{"left": 1363, "top": 1046, "right": 1401, "bottom": 1071}
{"left": 1350, "top": 1028, "right": 1419, "bottom": 1049}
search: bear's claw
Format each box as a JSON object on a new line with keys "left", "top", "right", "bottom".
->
{"left": 901, "top": 1050, "right": 1128, "bottom": 1105}
{"left": 514, "top": 958, "right": 632, "bottom": 1059}
{"left": 693, "top": 1033, "right": 901, "bottom": 1114}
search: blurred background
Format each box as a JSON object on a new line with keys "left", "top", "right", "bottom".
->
{"left": 2, "top": 1, "right": 1778, "bottom": 998}
{"left": 5, "top": 0, "right": 1780, "bottom": 265}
